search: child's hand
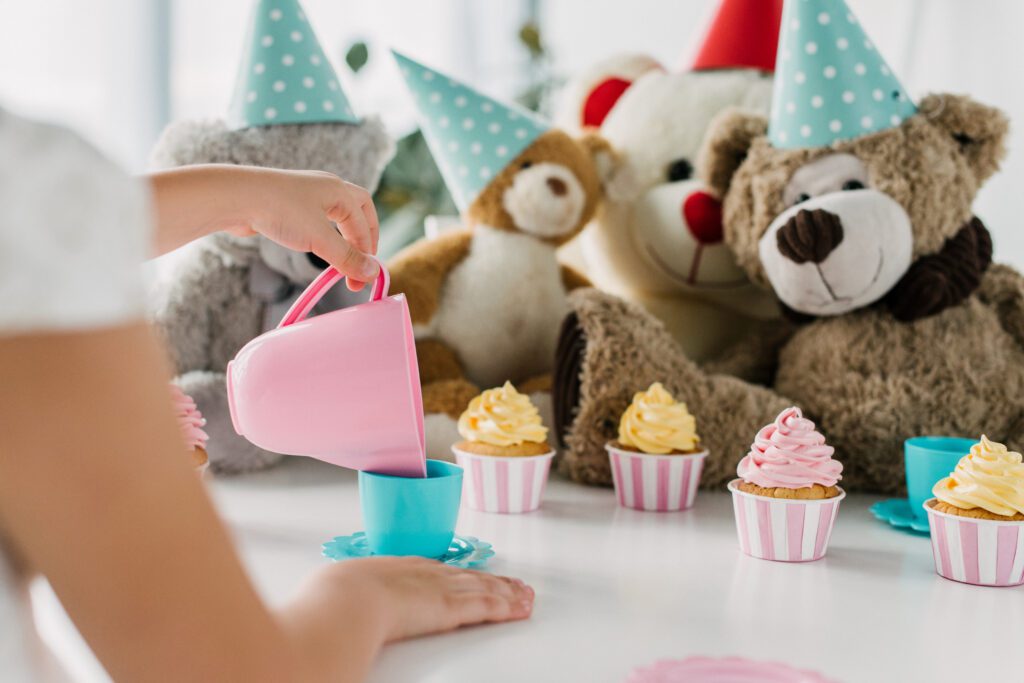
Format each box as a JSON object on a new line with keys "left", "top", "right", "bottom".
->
{"left": 232, "top": 168, "right": 381, "bottom": 291}
{"left": 150, "top": 165, "right": 382, "bottom": 291}
{"left": 348, "top": 557, "right": 535, "bottom": 641}
{"left": 285, "top": 557, "right": 534, "bottom": 651}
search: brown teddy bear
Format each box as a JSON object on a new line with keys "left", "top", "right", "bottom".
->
{"left": 553, "top": 2, "right": 1024, "bottom": 494}
{"left": 389, "top": 52, "right": 606, "bottom": 454}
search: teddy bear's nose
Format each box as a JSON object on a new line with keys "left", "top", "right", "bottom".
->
{"left": 776, "top": 208, "right": 845, "bottom": 264}
{"left": 682, "top": 191, "right": 724, "bottom": 244}
{"left": 546, "top": 177, "right": 568, "bottom": 197}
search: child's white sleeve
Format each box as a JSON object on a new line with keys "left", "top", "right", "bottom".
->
{"left": 0, "top": 108, "right": 151, "bottom": 335}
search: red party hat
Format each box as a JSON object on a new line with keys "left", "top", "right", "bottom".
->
{"left": 690, "top": 0, "right": 784, "bottom": 73}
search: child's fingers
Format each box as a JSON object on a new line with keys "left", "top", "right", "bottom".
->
{"left": 447, "top": 572, "right": 534, "bottom": 625}
{"left": 326, "top": 185, "right": 374, "bottom": 255}
{"left": 311, "top": 223, "right": 378, "bottom": 284}
{"left": 361, "top": 200, "right": 380, "bottom": 253}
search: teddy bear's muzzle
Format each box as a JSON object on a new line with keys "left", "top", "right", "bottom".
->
{"left": 758, "top": 190, "right": 914, "bottom": 317}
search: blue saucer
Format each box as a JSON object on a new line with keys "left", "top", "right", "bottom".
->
{"left": 870, "top": 498, "right": 930, "bottom": 534}
{"left": 322, "top": 532, "right": 495, "bottom": 569}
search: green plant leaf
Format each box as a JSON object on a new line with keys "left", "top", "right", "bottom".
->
{"left": 345, "top": 41, "right": 369, "bottom": 73}
{"left": 519, "top": 22, "right": 543, "bottom": 58}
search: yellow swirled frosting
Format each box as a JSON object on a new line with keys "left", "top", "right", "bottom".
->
{"left": 933, "top": 435, "right": 1024, "bottom": 517}
{"left": 457, "top": 381, "right": 548, "bottom": 447}
{"left": 617, "top": 383, "right": 700, "bottom": 455}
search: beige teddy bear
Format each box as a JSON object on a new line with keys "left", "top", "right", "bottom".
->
{"left": 554, "top": 0, "right": 785, "bottom": 362}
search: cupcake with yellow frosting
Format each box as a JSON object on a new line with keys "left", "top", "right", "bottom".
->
{"left": 924, "top": 435, "right": 1024, "bottom": 587}
{"left": 452, "top": 382, "right": 555, "bottom": 513}
{"left": 605, "top": 383, "right": 709, "bottom": 511}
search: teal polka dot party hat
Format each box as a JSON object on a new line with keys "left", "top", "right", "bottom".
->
{"left": 227, "top": 0, "right": 358, "bottom": 130}
{"left": 768, "top": 0, "right": 917, "bottom": 149}
{"left": 392, "top": 50, "right": 549, "bottom": 213}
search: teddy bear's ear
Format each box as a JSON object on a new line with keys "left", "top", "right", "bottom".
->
{"left": 697, "top": 107, "right": 768, "bottom": 198}
{"left": 554, "top": 54, "right": 664, "bottom": 132}
{"left": 919, "top": 93, "right": 1009, "bottom": 186}
{"left": 577, "top": 132, "right": 621, "bottom": 193}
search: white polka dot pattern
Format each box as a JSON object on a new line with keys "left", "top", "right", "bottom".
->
{"left": 391, "top": 50, "right": 548, "bottom": 212}
{"left": 768, "top": 0, "right": 916, "bottom": 149}
{"left": 227, "top": 0, "right": 358, "bottom": 129}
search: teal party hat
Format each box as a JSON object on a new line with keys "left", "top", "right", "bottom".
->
{"left": 768, "top": 0, "right": 916, "bottom": 149}
{"left": 392, "top": 50, "right": 549, "bottom": 213}
{"left": 227, "top": 0, "right": 358, "bottom": 129}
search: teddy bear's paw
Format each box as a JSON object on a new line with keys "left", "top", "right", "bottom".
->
{"left": 208, "top": 443, "right": 286, "bottom": 475}
{"left": 422, "top": 379, "right": 479, "bottom": 420}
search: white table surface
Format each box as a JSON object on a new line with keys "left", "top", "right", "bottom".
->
{"left": 37, "top": 456, "right": 1024, "bottom": 682}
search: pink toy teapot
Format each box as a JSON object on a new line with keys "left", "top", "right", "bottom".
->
{"left": 227, "top": 260, "right": 426, "bottom": 477}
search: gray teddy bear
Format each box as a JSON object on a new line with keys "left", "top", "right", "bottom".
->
{"left": 151, "top": 118, "right": 394, "bottom": 473}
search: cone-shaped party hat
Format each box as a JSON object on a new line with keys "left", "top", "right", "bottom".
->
{"left": 691, "top": 0, "right": 784, "bottom": 73}
{"left": 768, "top": 0, "right": 916, "bottom": 149}
{"left": 392, "top": 50, "right": 549, "bottom": 213}
{"left": 228, "top": 0, "right": 358, "bottom": 129}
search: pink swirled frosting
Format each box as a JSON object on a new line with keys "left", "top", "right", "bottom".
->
{"left": 170, "top": 385, "right": 209, "bottom": 451}
{"left": 737, "top": 407, "right": 842, "bottom": 489}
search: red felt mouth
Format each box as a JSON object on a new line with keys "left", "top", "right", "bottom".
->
{"left": 683, "top": 191, "right": 724, "bottom": 245}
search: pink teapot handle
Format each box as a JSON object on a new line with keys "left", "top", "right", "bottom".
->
{"left": 277, "top": 257, "right": 390, "bottom": 329}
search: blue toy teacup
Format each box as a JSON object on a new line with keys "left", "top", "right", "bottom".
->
{"left": 359, "top": 460, "right": 463, "bottom": 557}
{"left": 904, "top": 436, "right": 974, "bottom": 520}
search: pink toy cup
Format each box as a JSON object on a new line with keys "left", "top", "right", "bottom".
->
{"left": 227, "top": 261, "right": 427, "bottom": 477}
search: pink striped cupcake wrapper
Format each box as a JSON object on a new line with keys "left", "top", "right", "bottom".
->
{"left": 452, "top": 448, "right": 555, "bottom": 514}
{"left": 606, "top": 444, "right": 707, "bottom": 512}
{"left": 728, "top": 479, "right": 845, "bottom": 562}
{"left": 924, "top": 499, "right": 1024, "bottom": 587}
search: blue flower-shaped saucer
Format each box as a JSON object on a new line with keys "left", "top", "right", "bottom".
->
{"left": 322, "top": 533, "right": 494, "bottom": 569}
{"left": 870, "top": 499, "right": 930, "bottom": 534}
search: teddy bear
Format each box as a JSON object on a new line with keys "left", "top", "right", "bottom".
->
{"left": 553, "top": 0, "right": 784, "bottom": 363}
{"left": 151, "top": 0, "right": 394, "bottom": 473}
{"left": 552, "top": 0, "right": 1024, "bottom": 495}
{"left": 387, "top": 52, "right": 607, "bottom": 454}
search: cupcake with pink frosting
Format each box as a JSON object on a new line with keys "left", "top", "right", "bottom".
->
{"left": 728, "top": 407, "right": 845, "bottom": 562}
{"left": 170, "top": 384, "right": 210, "bottom": 474}
{"left": 736, "top": 406, "right": 843, "bottom": 500}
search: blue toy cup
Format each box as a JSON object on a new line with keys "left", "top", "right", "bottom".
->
{"left": 359, "top": 459, "right": 463, "bottom": 558}
{"left": 905, "top": 436, "right": 974, "bottom": 520}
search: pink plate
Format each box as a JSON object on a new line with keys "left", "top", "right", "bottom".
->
{"left": 626, "top": 657, "right": 837, "bottom": 683}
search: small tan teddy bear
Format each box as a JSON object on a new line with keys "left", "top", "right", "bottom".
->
{"left": 388, "top": 53, "right": 608, "bottom": 452}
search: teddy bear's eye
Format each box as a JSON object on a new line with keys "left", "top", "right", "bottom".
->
{"left": 842, "top": 180, "right": 865, "bottom": 191}
{"left": 520, "top": 161, "right": 533, "bottom": 170}
{"left": 666, "top": 158, "right": 693, "bottom": 182}
{"left": 794, "top": 192, "right": 811, "bottom": 206}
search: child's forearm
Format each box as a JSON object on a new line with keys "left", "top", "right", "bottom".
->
{"left": 148, "top": 164, "right": 263, "bottom": 255}
{"left": 278, "top": 576, "right": 389, "bottom": 683}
